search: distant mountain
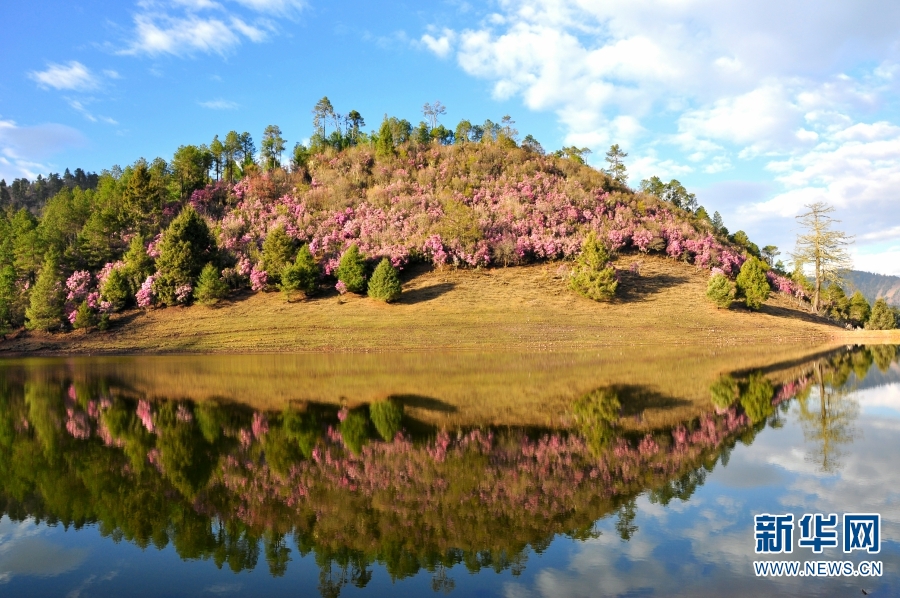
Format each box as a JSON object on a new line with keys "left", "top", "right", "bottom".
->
{"left": 844, "top": 270, "right": 900, "bottom": 306}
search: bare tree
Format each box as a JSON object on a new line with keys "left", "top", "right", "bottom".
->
{"left": 422, "top": 101, "right": 446, "bottom": 130}
{"left": 791, "top": 202, "right": 853, "bottom": 313}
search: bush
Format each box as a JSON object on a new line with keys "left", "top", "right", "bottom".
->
{"left": 569, "top": 232, "right": 618, "bottom": 301}
{"left": 735, "top": 257, "right": 770, "bottom": 310}
{"left": 101, "top": 267, "right": 130, "bottom": 312}
{"left": 706, "top": 273, "right": 735, "bottom": 308}
{"left": 335, "top": 244, "right": 367, "bottom": 294}
{"left": 193, "top": 264, "right": 229, "bottom": 306}
{"left": 280, "top": 245, "right": 318, "bottom": 299}
{"left": 367, "top": 258, "right": 402, "bottom": 302}
{"left": 370, "top": 400, "right": 403, "bottom": 441}
{"left": 72, "top": 300, "right": 97, "bottom": 330}
{"left": 866, "top": 298, "right": 897, "bottom": 330}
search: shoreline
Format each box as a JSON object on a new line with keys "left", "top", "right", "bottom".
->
{"left": 1, "top": 257, "right": 896, "bottom": 358}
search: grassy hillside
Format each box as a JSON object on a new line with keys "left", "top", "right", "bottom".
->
{"left": 4, "top": 254, "right": 885, "bottom": 358}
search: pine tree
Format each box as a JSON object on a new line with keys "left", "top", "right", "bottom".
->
{"left": 604, "top": 144, "right": 628, "bottom": 183}
{"left": 280, "top": 245, "right": 318, "bottom": 299}
{"left": 101, "top": 267, "right": 130, "bottom": 311}
{"left": 154, "top": 206, "right": 217, "bottom": 305}
{"left": 848, "top": 291, "right": 871, "bottom": 327}
{"left": 0, "top": 264, "right": 20, "bottom": 334}
{"left": 25, "top": 252, "right": 64, "bottom": 331}
{"left": 706, "top": 273, "right": 735, "bottom": 309}
{"left": 193, "top": 263, "right": 229, "bottom": 306}
{"left": 569, "top": 232, "right": 618, "bottom": 301}
{"left": 736, "top": 257, "right": 770, "bottom": 310}
{"left": 262, "top": 226, "right": 296, "bottom": 285}
{"left": 72, "top": 300, "right": 97, "bottom": 329}
{"left": 335, "top": 244, "right": 367, "bottom": 294}
{"left": 367, "top": 258, "right": 402, "bottom": 302}
{"left": 865, "top": 298, "right": 896, "bottom": 330}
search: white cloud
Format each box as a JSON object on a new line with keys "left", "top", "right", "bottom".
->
{"left": 420, "top": 29, "right": 456, "bottom": 59}
{"left": 28, "top": 61, "right": 98, "bottom": 91}
{"left": 198, "top": 99, "right": 239, "bottom": 109}
{"left": 0, "top": 119, "right": 86, "bottom": 180}
{"left": 421, "top": 0, "right": 900, "bottom": 274}
{"left": 124, "top": 14, "right": 243, "bottom": 56}
{"left": 119, "top": 0, "right": 300, "bottom": 57}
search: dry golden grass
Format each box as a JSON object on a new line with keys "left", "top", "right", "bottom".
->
{"left": 3, "top": 254, "right": 886, "bottom": 357}
{"left": 4, "top": 255, "right": 891, "bottom": 431}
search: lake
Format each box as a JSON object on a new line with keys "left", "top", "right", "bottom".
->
{"left": 0, "top": 344, "right": 897, "bottom": 597}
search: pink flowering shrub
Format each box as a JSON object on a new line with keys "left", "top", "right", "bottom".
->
{"left": 136, "top": 274, "right": 157, "bottom": 308}
{"left": 249, "top": 267, "right": 268, "bottom": 291}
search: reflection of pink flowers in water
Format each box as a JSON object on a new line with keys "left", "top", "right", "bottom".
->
{"left": 638, "top": 435, "right": 659, "bottom": 456}
{"left": 137, "top": 400, "right": 155, "bottom": 432}
{"left": 252, "top": 413, "right": 268, "bottom": 438}
{"left": 66, "top": 412, "right": 91, "bottom": 440}
{"left": 240, "top": 429, "right": 252, "bottom": 448}
{"left": 337, "top": 407, "right": 348, "bottom": 422}
{"left": 147, "top": 448, "right": 163, "bottom": 472}
{"left": 176, "top": 404, "right": 193, "bottom": 423}
{"left": 67, "top": 385, "right": 77, "bottom": 403}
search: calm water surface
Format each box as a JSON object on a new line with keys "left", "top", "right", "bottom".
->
{"left": 0, "top": 346, "right": 898, "bottom": 597}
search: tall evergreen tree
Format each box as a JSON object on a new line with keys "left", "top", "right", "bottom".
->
{"left": 25, "top": 251, "right": 64, "bottom": 331}
{"left": 604, "top": 144, "right": 628, "bottom": 183}
{"left": 154, "top": 207, "right": 217, "bottom": 305}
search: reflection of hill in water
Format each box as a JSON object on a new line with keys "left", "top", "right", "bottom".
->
{"left": 0, "top": 345, "right": 895, "bottom": 594}
{"left": 0, "top": 343, "right": 858, "bottom": 431}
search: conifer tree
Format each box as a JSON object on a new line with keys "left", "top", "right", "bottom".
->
{"left": 848, "top": 291, "right": 871, "bottom": 327}
{"left": 72, "top": 300, "right": 97, "bottom": 329}
{"left": 736, "top": 257, "right": 770, "bottom": 310}
{"left": 154, "top": 207, "right": 217, "bottom": 305}
{"left": 280, "top": 245, "right": 318, "bottom": 299}
{"left": 569, "top": 232, "right": 618, "bottom": 301}
{"left": 865, "top": 298, "right": 894, "bottom": 330}
{"left": 335, "top": 244, "right": 367, "bottom": 294}
{"left": 262, "top": 226, "right": 296, "bottom": 285}
{"left": 0, "top": 264, "right": 20, "bottom": 334}
{"left": 193, "top": 263, "right": 229, "bottom": 306}
{"left": 367, "top": 258, "right": 402, "bottom": 302}
{"left": 25, "top": 251, "right": 64, "bottom": 331}
{"left": 706, "top": 273, "right": 735, "bottom": 308}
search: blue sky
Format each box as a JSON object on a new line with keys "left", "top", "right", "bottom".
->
{"left": 2, "top": 0, "right": 900, "bottom": 275}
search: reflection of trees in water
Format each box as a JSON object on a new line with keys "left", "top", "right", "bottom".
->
{"left": 0, "top": 345, "right": 895, "bottom": 595}
{"left": 708, "top": 344, "right": 897, "bottom": 475}
{"left": 796, "top": 360, "right": 859, "bottom": 474}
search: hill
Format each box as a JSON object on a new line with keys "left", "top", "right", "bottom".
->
{"left": 2, "top": 129, "right": 893, "bottom": 350}
{"left": 844, "top": 270, "right": 900, "bottom": 306}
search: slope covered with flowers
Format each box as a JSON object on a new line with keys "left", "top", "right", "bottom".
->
{"left": 2, "top": 139, "right": 802, "bottom": 331}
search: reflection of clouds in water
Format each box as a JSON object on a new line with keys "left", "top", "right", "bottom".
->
{"left": 204, "top": 583, "right": 244, "bottom": 594}
{"left": 0, "top": 537, "right": 88, "bottom": 582}
{"left": 856, "top": 384, "right": 900, "bottom": 416}
{"left": 507, "top": 383, "right": 900, "bottom": 597}
{"left": 0, "top": 516, "right": 89, "bottom": 583}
